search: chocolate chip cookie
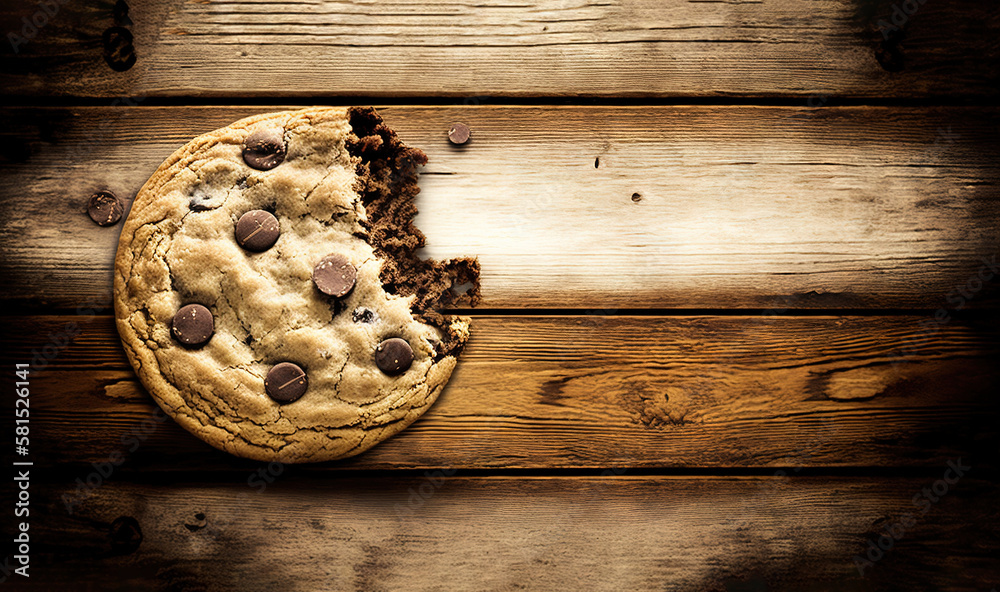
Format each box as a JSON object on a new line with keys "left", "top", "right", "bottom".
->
{"left": 114, "top": 107, "right": 480, "bottom": 463}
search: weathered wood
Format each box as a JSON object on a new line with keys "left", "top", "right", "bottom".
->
{"left": 20, "top": 476, "right": 999, "bottom": 591}
{"left": 0, "top": 0, "right": 997, "bottom": 98}
{"left": 1, "top": 106, "right": 998, "bottom": 310}
{"left": 4, "top": 314, "right": 996, "bottom": 471}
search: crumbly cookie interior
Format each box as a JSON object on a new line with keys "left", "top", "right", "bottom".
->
{"left": 347, "top": 107, "right": 480, "bottom": 358}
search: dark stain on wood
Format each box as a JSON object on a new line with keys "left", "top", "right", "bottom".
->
{"left": 109, "top": 516, "right": 143, "bottom": 555}
{"left": 184, "top": 512, "right": 208, "bottom": 532}
{"left": 618, "top": 379, "right": 685, "bottom": 428}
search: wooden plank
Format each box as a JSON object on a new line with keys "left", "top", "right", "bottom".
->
{"left": 19, "top": 476, "right": 1000, "bottom": 590}
{"left": 1, "top": 105, "right": 999, "bottom": 310}
{"left": 0, "top": 0, "right": 997, "bottom": 98}
{"left": 4, "top": 314, "right": 997, "bottom": 471}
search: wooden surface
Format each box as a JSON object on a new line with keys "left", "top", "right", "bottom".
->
{"left": 1, "top": 0, "right": 999, "bottom": 589}
{"left": 3, "top": 314, "right": 998, "bottom": 471}
{"left": 1, "top": 0, "right": 998, "bottom": 98}
{"left": 2, "top": 106, "right": 999, "bottom": 310}
{"left": 20, "top": 477, "right": 1000, "bottom": 591}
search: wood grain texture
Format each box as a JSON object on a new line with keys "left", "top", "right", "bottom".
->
{"left": 20, "top": 476, "right": 999, "bottom": 591}
{"left": 4, "top": 314, "right": 996, "bottom": 471}
{"left": 0, "top": 0, "right": 996, "bottom": 586}
{"left": 0, "top": 0, "right": 998, "bottom": 97}
{"left": 1, "top": 106, "right": 999, "bottom": 310}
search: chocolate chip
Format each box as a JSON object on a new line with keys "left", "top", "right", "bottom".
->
{"left": 265, "top": 362, "right": 307, "bottom": 403}
{"left": 352, "top": 307, "right": 378, "bottom": 324}
{"left": 375, "top": 338, "right": 414, "bottom": 376}
{"left": 313, "top": 253, "right": 357, "bottom": 297}
{"left": 235, "top": 210, "right": 280, "bottom": 252}
{"left": 87, "top": 191, "right": 124, "bottom": 226}
{"left": 242, "top": 128, "right": 287, "bottom": 170}
{"left": 171, "top": 304, "right": 214, "bottom": 347}
{"left": 448, "top": 122, "right": 471, "bottom": 145}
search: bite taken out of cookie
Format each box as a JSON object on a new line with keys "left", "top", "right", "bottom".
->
{"left": 114, "top": 107, "right": 480, "bottom": 463}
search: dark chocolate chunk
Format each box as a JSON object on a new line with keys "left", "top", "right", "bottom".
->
{"left": 87, "top": 191, "right": 124, "bottom": 226}
{"left": 375, "top": 338, "right": 414, "bottom": 376}
{"left": 448, "top": 122, "right": 471, "bottom": 145}
{"left": 235, "top": 210, "right": 280, "bottom": 252}
{"left": 265, "top": 362, "right": 308, "bottom": 403}
{"left": 171, "top": 304, "right": 214, "bottom": 347}
{"left": 352, "top": 307, "right": 378, "bottom": 324}
{"left": 313, "top": 253, "right": 357, "bottom": 297}
{"left": 242, "top": 128, "right": 287, "bottom": 170}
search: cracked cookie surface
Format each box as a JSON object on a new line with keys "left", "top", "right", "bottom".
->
{"left": 114, "top": 107, "right": 473, "bottom": 463}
